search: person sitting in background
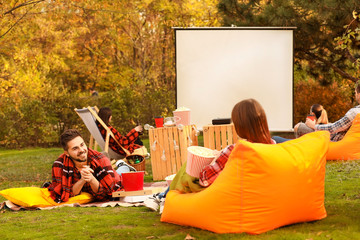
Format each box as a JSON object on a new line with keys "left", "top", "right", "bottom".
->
{"left": 97, "top": 107, "right": 143, "bottom": 156}
{"left": 144, "top": 98, "right": 275, "bottom": 213}
{"left": 90, "top": 88, "right": 99, "bottom": 97}
{"left": 306, "top": 81, "right": 360, "bottom": 142}
{"left": 294, "top": 104, "right": 329, "bottom": 138}
{"left": 47, "top": 129, "right": 122, "bottom": 203}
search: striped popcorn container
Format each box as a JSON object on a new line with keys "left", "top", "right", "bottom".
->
{"left": 186, "top": 146, "right": 215, "bottom": 178}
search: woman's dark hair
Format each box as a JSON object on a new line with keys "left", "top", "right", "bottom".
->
{"left": 231, "top": 99, "right": 272, "bottom": 144}
{"left": 311, "top": 104, "right": 323, "bottom": 119}
{"left": 60, "top": 129, "right": 82, "bottom": 150}
{"left": 98, "top": 107, "right": 112, "bottom": 126}
{"left": 311, "top": 104, "right": 329, "bottom": 124}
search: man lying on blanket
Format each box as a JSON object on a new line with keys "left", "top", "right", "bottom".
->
{"left": 47, "top": 129, "right": 123, "bottom": 203}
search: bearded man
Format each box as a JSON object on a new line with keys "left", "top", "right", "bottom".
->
{"left": 47, "top": 129, "right": 123, "bottom": 203}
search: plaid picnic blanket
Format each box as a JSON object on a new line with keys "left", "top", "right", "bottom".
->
{"left": 0, "top": 181, "right": 167, "bottom": 211}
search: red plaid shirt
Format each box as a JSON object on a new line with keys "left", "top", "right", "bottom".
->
{"left": 97, "top": 122, "right": 141, "bottom": 156}
{"left": 199, "top": 144, "right": 235, "bottom": 187}
{"left": 48, "top": 149, "right": 123, "bottom": 203}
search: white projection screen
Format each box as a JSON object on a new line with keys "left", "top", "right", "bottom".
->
{"left": 175, "top": 27, "right": 295, "bottom": 131}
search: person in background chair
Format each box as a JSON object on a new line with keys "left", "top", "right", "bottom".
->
{"left": 306, "top": 81, "right": 360, "bottom": 142}
{"left": 294, "top": 104, "right": 329, "bottom": 138}
{"left": 97, "top": 107, "right": 143, "bottom": 156}
{"left": 90, "top": 88, "right": 99, "bottom": 97}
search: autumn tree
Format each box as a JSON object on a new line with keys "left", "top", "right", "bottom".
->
{"left": 335, "top": 10, "right": 360, "bottom": 78}
{"left": 0, "top": 0, "right": 220, "bottom": 147}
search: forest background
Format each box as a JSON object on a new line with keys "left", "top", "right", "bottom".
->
{"left": 0, "top": 0, "right": 359, "bottom": 148}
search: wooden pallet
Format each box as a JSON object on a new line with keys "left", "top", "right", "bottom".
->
{"left": 148, "top": 124, "right": 198, "bottom": 181}
{"left": 203, "top": 124, "right": 238, "bottom": 150}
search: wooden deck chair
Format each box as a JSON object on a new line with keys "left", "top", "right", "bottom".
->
{"left": 75, "top": 106, "right": 147, "bottom": 160}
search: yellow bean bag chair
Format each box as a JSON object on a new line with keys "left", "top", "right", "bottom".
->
{"left": 161, "top": 131, "right": 329, "bottom": 234}
{"left": 327, "top": 113, "right": 360, "bottom": 160}
{"left": 0, "top": 187, "right": 93, "bottom": 208}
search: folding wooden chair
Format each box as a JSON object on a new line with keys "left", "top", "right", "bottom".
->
{"left": 74, "top": 106, "right": 147, "bottom": 160}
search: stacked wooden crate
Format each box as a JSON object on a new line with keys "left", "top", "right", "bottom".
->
{"left": 149, "top": 124, "right": 198, "bottom": 181}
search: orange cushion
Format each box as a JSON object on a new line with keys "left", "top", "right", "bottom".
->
{"left": 160, "top": 131, "right": 329, "bottom": 234}
{"left": 327, "top": 114, "right": 360, "bottom": 160}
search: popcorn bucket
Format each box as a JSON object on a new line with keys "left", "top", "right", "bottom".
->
{"left": 186, "top": 146, "right": 215, "bottom": 178}
{"left": 121, "top": 171, "right": 145, "bottom": 191}
{"left": 173, "top": 107, "right": 191, "bottom": 126}
{"left": 307, "top": 114, "right": 315, "bottom": 121}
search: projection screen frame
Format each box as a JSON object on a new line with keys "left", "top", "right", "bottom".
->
{"left": 173, "top": 27, "right": 296, "bottom": 132}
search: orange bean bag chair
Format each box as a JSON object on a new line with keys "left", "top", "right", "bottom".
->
{"left": 160, "top": 131, "right": 329, "bottom": 234}
{"left": 327, "top": 113, "right": 360, "bottom": 160}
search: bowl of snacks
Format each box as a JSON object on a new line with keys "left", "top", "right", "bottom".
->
{"left": 186, "top": 146, "right": 215, "bottom": 178}
{"left": 163, "top": 116, "right": 180, "bottom": 127}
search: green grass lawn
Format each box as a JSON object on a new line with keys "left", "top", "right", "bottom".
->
{"left": 1, "top": 146, "right": 360, "bottom": 239}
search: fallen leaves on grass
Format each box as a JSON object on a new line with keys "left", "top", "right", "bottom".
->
{"left": 185, "top": 234, "right": 195, "bottom": 240}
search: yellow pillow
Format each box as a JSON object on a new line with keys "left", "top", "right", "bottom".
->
{"left": 161, "top": 131, "right": 329, "bottom": 234}
{"left": 0, "top": 187, "right": 93, "bottom": 208}
{"left": 327, "top": 113, "right": 360, "bottom": 160}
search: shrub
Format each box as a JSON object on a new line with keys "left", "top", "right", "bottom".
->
{"left": 0, "top": 85, "right": 175, "bottom": 148}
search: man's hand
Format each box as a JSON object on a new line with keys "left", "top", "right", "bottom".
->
{"left": 305, "top": 118, "right": 316, "bottom": 130}
{"left": 80, "top": 165, "right": 95, "bottom": 183}
{"left": 79, "top": 165, "right": 100, "bottom": 193}
{"left": 135, "top": 125, "right": 143, "bottom": 132}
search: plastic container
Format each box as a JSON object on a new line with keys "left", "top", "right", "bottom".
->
{"left": 186, "top": 146, "right": 215, "bottom": 178}
{"left": 173, "top": 109, "right": 191, "bottom": 126}
{"left": 116, "top": 165, "right": 131, "bottom": 175}
{"left": 154, "top": 117, "right": 164, "bottom": 128}
{"left": 121, "top": 171, "right": 145, "bottom": 191}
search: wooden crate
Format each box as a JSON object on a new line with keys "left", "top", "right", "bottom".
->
{"left": 148, "top": 124, "right": 198, "bottom": 181}
{"left": 203, "top": 124, "right": 238, "bottom": 150}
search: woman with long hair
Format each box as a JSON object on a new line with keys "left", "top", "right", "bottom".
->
{"left": 144, "top": 98, "right": 275, "bottom": 212}
{"left": 230, "top": 98, "right": 273, "bottom": 144}
{"left": 199, "top": 98, "right": 274, "bottom": 187}
{"left": 294, "top": 104, "right": 329, "bottom": 138}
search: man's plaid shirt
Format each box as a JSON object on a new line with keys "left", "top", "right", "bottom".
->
{"left": 48, "top": 149, "right": 122, "bottom": 203}
{"left": 316, "top": 105, "right": 360, "bottom": 142}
